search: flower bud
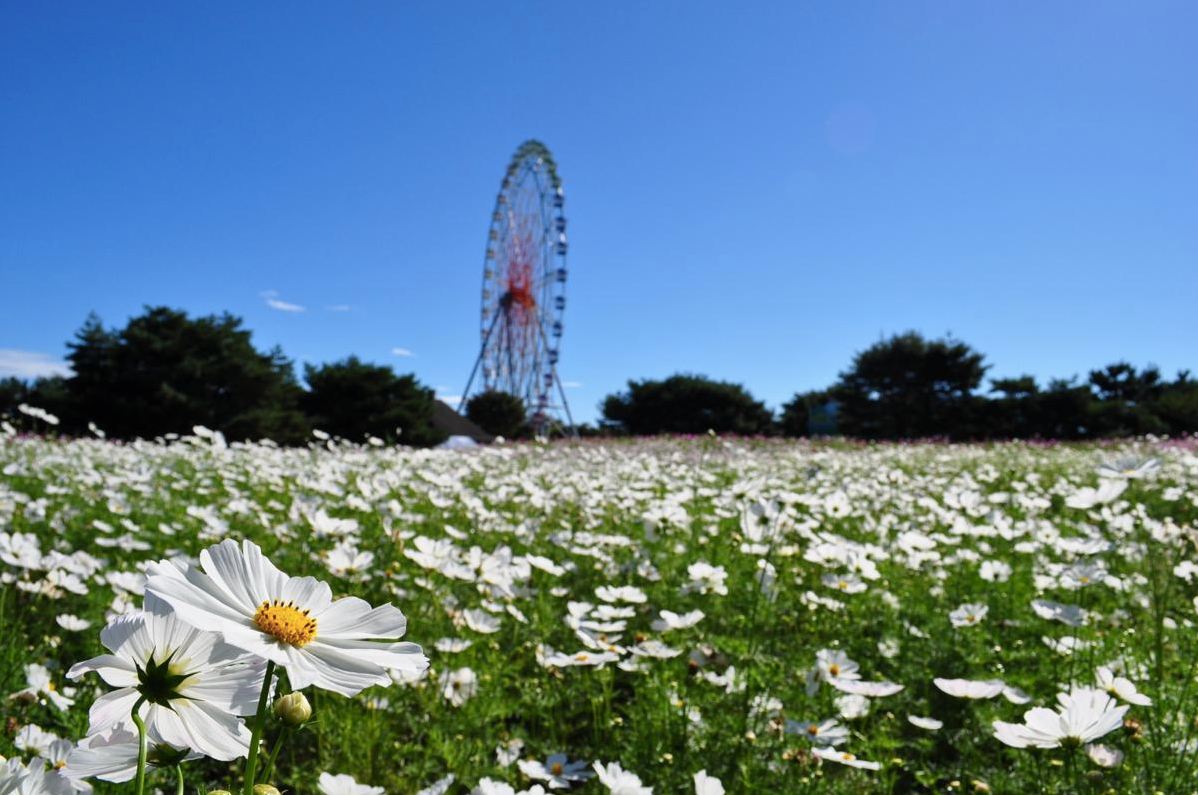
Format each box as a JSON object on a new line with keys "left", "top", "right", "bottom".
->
{"left": 253, "top": 785, "right": 281, "bottom": 795}
{"left": 209, "top": 791, "right": 233, "bottom": 795}
{"left": 273, "top": 691, "right": 312, "bottom": 726}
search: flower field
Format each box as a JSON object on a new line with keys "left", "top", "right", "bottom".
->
{"left": 2, "top": 432, "right": 1197, "bottom": 794}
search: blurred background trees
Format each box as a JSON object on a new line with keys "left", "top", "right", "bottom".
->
{"left": 2, "top": 313, "right": 1196, "bottom": 443}
{"left": 0, "top": 307, "right": 443, "bottom": 446}
{"left": 302, "top": 357, "right": 444, "bottom": 446}
{"left": 830, "top": 332, "right": 988, "bottom": 439}
{"left": 464, "top": 390, "right": 527, "bottom": 439}
{"left": 600, "top": 373, "right": 774, "bottom": 435}
{"left": 62, "top": 308, "right": 307, "bottom": 442}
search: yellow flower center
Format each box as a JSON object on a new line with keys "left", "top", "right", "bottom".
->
{"left": 254, "top": 600, "right": 317, "bottom": 647}
{"left": 550, "top": 763, "right": 564, "bottom": 776}
{"left": 807, "top": 725, "right": 820, "bottom": 736}
{"left": 828, "top": 664, "right": 840, "bottom": 677}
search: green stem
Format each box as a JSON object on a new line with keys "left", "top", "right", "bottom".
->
{"left": 260, "top": 726, "right": 290, "bottom": 785}
{"left": 174, "top": 765, "right": 184, "bottom": 795}
{"left": 130, "top": 696, "right": 149, "bottom": 795}
{"left": 243, "top": 660, "right": 277, "bottom": 795}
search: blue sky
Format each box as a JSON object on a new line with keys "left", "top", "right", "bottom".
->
{"left": 2, "top": 2, "right": 1196, "bottom": 422}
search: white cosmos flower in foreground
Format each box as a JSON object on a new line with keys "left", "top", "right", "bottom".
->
{"left": 145, "top": 539, "right": 428, "bottom": 697}
{"left": 67, "top": 593, "right": 260, "bottom": 761}
{"left": 66, "top": 727, "right": 198, "bottom": 783}
{"left": 992, "top": 688, "right": 1129, "bottom": 749}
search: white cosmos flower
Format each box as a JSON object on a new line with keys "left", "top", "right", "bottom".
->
{"left": 3, "top": 756, "right": 73, "bottom": 795}
{"left": 15, "top": 724, "right": 60, "bottom": 756}
{"left": 835, "top": 693, "right": 870, "bottom": 719}
{"left": 992, "top": 688, "right": 1129, "bottom": 749}
{"left": 822, "top": 572, "right": 867, "bottom": 593}
{"left": 518, "top": 754, "right": 593, "bottom": 788}
{"left": 544, "top": 650, "right": 621, "bottom": 668}
{"left": 828, "top": 678, "right": 904, "bottom": 697}
{"left": 1096, "top": 457, "right": 1158, "bottom": 479}
{"left": 66, "top": 727, "right": 199, "bottom": 784}
{"left": 415, "top": 775, "right": 456, "bottom": 795}
{"left": 435, "top": 638, "right": 473, "bottom": 654}
{"left": 592, "top": 761, "right": 652, "bottom": 794}
{"left": 145, "top": 539, "right": 428, "bottom": 697}
{"left": 1095, "top": 665, "right": 1152, "bottom": 706}
{"left": 949, "top": 603, "right": 988, "bottom": 628}
{"left": 1002, "top": 685, "right": 1032, "bottom": 704}
{"left": 1031, "top": 599, "right": 1086, "bottom": 627}
{"left": 463, "top": 608, "right": 503, "bottom": 634}
{"left": 595, "top": 585, "right": 647, "bottom": 604}
{"left": 67, "top": 593, "right": 260, "bottom": 761}
{"left": 681, "top": 562, "right": 728, "bottom": 596}
{"left": 1086, "top": 743, "right": 1124, "bottom": 768}
{"left": 808, "top": 649, "right": 860, "bottom": 694}
{"left": 785, "top": 718, "right": 850, "bottom": 746}
{"left": 692, "top": 770, "right": 724, "bottom": 795}
{"left": 496, "top": 738, "right": 525, "bottom": 767}
{"left": 979, "top": 560, "right": 1011, "bottom": 583}
{"left": 934, "top": 678, "right": 1005, "bottom": 699}
{"left": 55, "top": 615, "right": 91, "bottom": 632}
{"left": 14, "top": 663, "right": 75, "bottom": 711}
{"left": 650, "top": 610, "right": 705, "bottom": 632}
{"left": 811, "top": 746, "right": 881, "bottom": 771}
{"left": 318, "top": 772, "right": 384, "bottom": 795}
{"left": 439, "top": 667, "right": 478, "bottom": 706}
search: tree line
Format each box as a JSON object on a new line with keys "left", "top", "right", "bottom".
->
{"left": 599, "top": 332, "right": 1198, "bottom": 440}
{"left": 3, "top": 309, "right": 1195, "bottom": 443}
{"left": 1, "top": 307, "right": 447, "bottom": 445}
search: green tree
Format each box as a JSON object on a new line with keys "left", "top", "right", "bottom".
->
{"left": 601, "top": 373, "right": 774, "bottom": 436}
{"left": 0, "top": 377, "right": 30, "bottom": 419}
{"left": 833, "top": 332, "right": 988, "bottom": 439}
{"left": 1028, "top": 378, "right": 1096, "bottom": 439}
{"left": 465, "top": 390, "right": 527, "bottom": 439}
{"left": 64, "top": 307, "right": 306, "bottom": 441}
{"left": 779, "top": 390, "right": 833, "bottom": 437}
{"left": 987, "top": 375, "right": 1040, "bottom": 437}
{"left": 302, "top": 357, "right": 445, "bottom": 447}
{"left": 1086, "top": 362, "right": 1167, "bottom": 436}
{"left": 1153, "top": 372, "right": 1198, "bottom": 434}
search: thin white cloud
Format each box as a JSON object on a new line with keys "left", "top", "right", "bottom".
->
{"left": 562, "top": 380, "right": 583, "bottom": 388}
{"left": 260, "top": 290, "right": 306, "bottom": 313}
{"left": 436, "top": 393, "right": 463, "bottom": 408}
{"left": 266, "top": 298, "right": 306, "bottom": 313}
{"left": 0, "top": 349, "right": 72, "bottom": 379}
{"left": 326, "top": 305, "right": 352, "bottom": 312}
{"left": 392, "top": 347, "right": 414, "bottom": 357}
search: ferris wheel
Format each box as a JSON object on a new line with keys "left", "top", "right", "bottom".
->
{"left": 460, "top": 140, "right": 575, "bottom": 435}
